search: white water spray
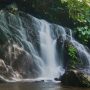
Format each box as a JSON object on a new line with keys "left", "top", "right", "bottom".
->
{"left": 39, "top": 20, "right": 60, "bottom": 79}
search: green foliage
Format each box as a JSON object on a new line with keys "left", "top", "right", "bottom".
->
{"left": 61, "top": 0, "right": 90, "bottom": 23}
{"left": 60, "top": 0, "right": 90, "bottom": 45}
{"left": 67, "top": 44, "right": 78, "bottom": 69}
{"left": 76, "top": 26, "right": 90, "bottom": 44}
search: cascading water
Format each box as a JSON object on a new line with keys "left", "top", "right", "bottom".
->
{"left": 68, "top": 28, "right": 90, "bottom": 67}
{"left": 0, "top": 10, "right": 90, "bottom": 82}
{"left": 39, "top": 20, "right": 59, "bottom": 78}
{"left": 66, "top": 29, "right": 90, "bottom": 72}
{"left": 71, "top": 39, "right": 90, "bottom": 67}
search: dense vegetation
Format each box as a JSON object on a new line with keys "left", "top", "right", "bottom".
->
{"left": 61, "top": 0, "right": 90, "bottom": 45}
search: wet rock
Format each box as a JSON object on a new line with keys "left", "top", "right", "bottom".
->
{"left": 0, "top": 59, "right": 9, "bottom": 83}
{"left": 0, "top": 76, "right": 7, "bottom": 83}
{"left": 0, "top": 59, "right": 22, "bottom": 80}
{"left": 0, "top": 59, "right": 8, "bottom": 74}
{"left": 54, "top": 78, "right": 60, "bottom": 81}
{"left": 5, "top": 65, "right": 22, "bottom": 79}
{"left": 61, "top": 70, "right": 90, "bottom": 87}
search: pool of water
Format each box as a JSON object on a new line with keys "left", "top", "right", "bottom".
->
{"left": 0, "top": 81, "right": 89, "bottom": 90}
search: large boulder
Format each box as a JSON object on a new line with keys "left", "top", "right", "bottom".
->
{"left": 60, "top": 70, "right": 90, "bottom": 87}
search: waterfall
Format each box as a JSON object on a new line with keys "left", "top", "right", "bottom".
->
{"left": 0, "top": 10, "right": 90, "bottom": 81}
{"left": 39, "top": 20, "right": 59, "bottom": 78}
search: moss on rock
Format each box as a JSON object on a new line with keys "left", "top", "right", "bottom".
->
{"left": 61, "top": 70, "right": 90, "bottom": 87}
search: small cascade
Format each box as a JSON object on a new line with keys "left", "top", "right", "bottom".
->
{"left": 67, "top": 28, "right": 90, "bottom": 68}
{"left": 71, "top": 39, "right": 90, "bottom": 66}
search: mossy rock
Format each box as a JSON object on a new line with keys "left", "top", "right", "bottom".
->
{"left": 61, "top": 70, "right": 90, "bottom": 87}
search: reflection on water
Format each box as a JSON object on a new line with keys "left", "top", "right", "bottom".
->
{"left": 0, "top": 82, "right": 89, "bottom": 90}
